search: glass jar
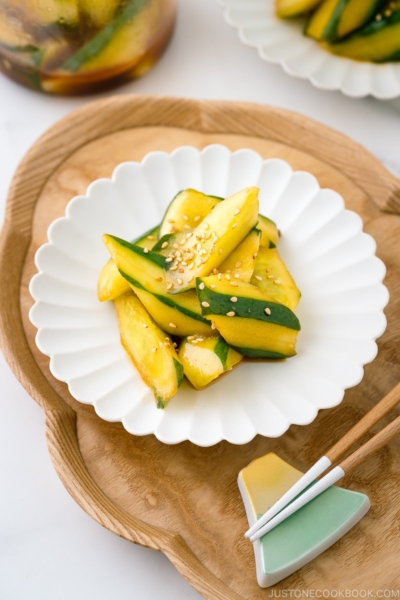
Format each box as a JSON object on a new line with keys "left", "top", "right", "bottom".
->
{"left": 0, "top": 0, "right": 177, "bottom": 94}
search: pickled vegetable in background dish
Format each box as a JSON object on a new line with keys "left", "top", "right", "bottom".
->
{"left": 276, "top": 0, "right": 400, "bottom": 63}
{"left": 0, "top": 0, "right": 177, "bottom": 94}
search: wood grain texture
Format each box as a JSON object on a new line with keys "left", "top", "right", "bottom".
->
{"left": 1, "top": 96, "right": 400, "bottom": 598}
{"left": 327, "top": 381, "right": 400, "bottom": 464}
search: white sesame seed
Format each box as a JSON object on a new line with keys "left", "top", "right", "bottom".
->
{"left": 232, "top": 223, "right": 237, "bottom": 229}
{"left": 204, "top": 223, "right": 209, "bottom": 230}
{"left": 211, "top": 322, "right": 216, "bottom": 330}
{"left": 169, "top": 322, "right": 177, "bottom": 328}
{"left": 253, "top": 253, "right": 258, "bottom": 259}
{"left": 225, "top": 274, "right": 231, "bottom": 281}
{"left": 218, "top": 273, "right": 222, "bottom": 280}
{"left": 219, "top": 249, "right": 223, "bottom": 255}
{"left": 164, "top": 342, "right": 170, "bottom": 347}
{"left": 155, "top": 277, "right": 163, "bottom": 282}
{"left": 255, "top": 275, "right": 262, "bottom": 281}
{"left": 210, "top": 285, "right": 216, "bottom": 289}
{"left": 170, "top": 265, "right": 178, "bottom": 271}
{"left": 161, "top": 241, "right": 169, "bottom": 249}
{"left": 147, "top": 235, "right": 155, "bottom": 240}
{"left": 274, "top": 279, "right": 281, "bottom": 284}
{"left": 226, "top": 311, "right": 235, "bottom": 317}
{"left": 188, "top": 262, "right": 195, "bottom": 270}
{"left": 168, "top": 219, "right": 175, "bottom": 223}
{"left": 230, "top": 282, "right": 238, "bottom": 287}
{"left": 187, "top": 335, "right": 195, "bottom": 340}
{"left": 194, "top": 215, "right": 201, "bottom": 222}
{"left": 201, "top": 258, "right": 208, "bottom": 264}
{"left": 235, "top": 261, "right": 242, "bottom": 268}
{"left": 173, "top": 342, "right": 178, "bottom": 348}
{"left": 181, "top": 261, "right": 187, "bottom": 266}
{"left": 166, "top": 283, "right": 173, "bottom": 290}
{"left": 143, "top": 247, "right": 149, "bottom": 254}
{"left": 173, "top": 243, "right": 179, "bottom": 249}
{"left": 234, "top": 273, "right": 240, "bottom": 279}
{"left": 202, "top": 301, "right": 210, "bottom": 307}
{"left": 180, "top": 239, "right": 186, "bottom": 245}
{"left": 267, "top": 275, "right": 274, "bottom": 279}
{"left": 188, "top": 276, "right": 194, "bottom": 283}
{"left": 152, "top": 347, "right": 157, "bottom": 353}
{"left": 196, "top": 243, "right": 202, "bottom": 251}
{"left": 230, "top": 297, "right": 238, "bottom": 302}
{"left": 142, "top": 323, "right": 148, "bottom": 328}
{"left": 264, "top": 307, "right": 271, "bottom": 315}
{"left": 183, "top": 214, "right": 189, "bottom": 220}
{"left": 184, "top": 224, "right": 191, "bottom": 230}
{"left": 234, "top": 209, "right": 240, "bottom": 215}
{"left": 199, "top": 282, "right": 205, "bottom": 290}
{"left": 177, "top": 278, "right": 183, "bottom": 285}
{"left": 226, "top": 269, "right": 231, "bottom": 273}
{"left": 186, "top": 232, "right": 192, "bottom": 238}
{"left": 212, "top": 268, "right": 218, "bottom": 274}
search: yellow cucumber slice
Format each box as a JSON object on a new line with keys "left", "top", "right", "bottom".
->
{"left": 306, "top": 0, "right": 385, "bottom": 42}
{"left": 251, "top": 247, "right": 301, "bottom": 310}
{"left": 115, "top": 292, "right": 183, "bottom": 408}
{"left": 165, "top": 187, "right": 259, "bottom": 294}
{"left": 218, "top": 228, "right": 261, "bottom": 283}
{"left": 178, "top": 336, "right": 242, "bottom": 389}
{"left": 276, "top": 0, "right": 323, "bottom": 18}
{"left": 326, "top": 9, "right": 400, "bottom": 61}
{"left": 98, "top": 225, "right": 159, "bottom": 302}
{"left": 102, "top": 234, "right": 212, "bottom": 337}
{"left": 197, "top": 276, "right": 300, "bottom": 358}
{"left": 257, "top": 214, "right": 280, "bottom": 248}
{"left": 159, "top": 189, "right": 223, "bottom": 238}
{"left": 79, "top": 0, "right": 120, "bottom": 29}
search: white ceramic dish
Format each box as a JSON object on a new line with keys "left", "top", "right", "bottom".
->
{"left": 216, "top": 0, "right": 400, "bottom": 100}
{"left": 29, "top": 145, "right": 388, "bottom": 446}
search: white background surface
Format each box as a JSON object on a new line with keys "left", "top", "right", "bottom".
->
{"left": 0, "top": 1, "right": 399, "bottom": 598}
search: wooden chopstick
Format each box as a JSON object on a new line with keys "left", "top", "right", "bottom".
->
{"left": 250, "top": 413, "right": 400, "bottom": 542}
{"left": 326, "top": 381, "right": 400, "bottom": 463}
{"left": 245, "top": 381, "right": 400, "bottom": 540}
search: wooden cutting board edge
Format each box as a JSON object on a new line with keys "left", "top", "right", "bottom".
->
{"left": 1, "top": 95, "right": 400, "bottom": 600}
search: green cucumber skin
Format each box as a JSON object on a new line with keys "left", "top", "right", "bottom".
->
{"left": 107, "top": 235, "right": 165, "bottom": 268}
{"left": 196, "top": 280, "right": 301, "bottom": 331}
{"left": 61, "top": 0, "right": 148, "bottom": 72}
{"left": 119, "top": 270, "right": 210, "bottom": 325}
{"left": 173, "top": 358, "right": 184, "bottom": 388}
{"left": 152, "top": 233, "right": 174, "bottom": 253}
{"left": 232, "top": 347, "right": 289, "bottom": 359}
{"left": 213, "top": 337, "right": 230, "bottom": 370}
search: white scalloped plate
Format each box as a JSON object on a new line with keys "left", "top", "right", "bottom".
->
{"left": 29, "top": 145, "right": 388, "bottom": 446}
{"left": 216, "top": 0, "right": 400, "bottom": 100}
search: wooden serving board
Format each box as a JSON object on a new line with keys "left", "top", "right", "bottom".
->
{"left": 1, "top": 96, "right": 400, "bottom": 598}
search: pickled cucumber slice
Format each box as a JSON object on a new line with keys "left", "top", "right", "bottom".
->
{"left": 164, "top": 187, "right": 260, "bottom": 294}
{"left": 196, "top": 276, "right": 300, "bottom": 358}
{"left": 103, "top": 234, "right": 212, "bottom": 337}
{"left": 276, "top": 0, "right": 323, "bottom": 18}
{"left": 178, "top": 336, "right": 242, "bottom": 389}
{"left": 79, "top": 0, "right": 120, "bottom": 29}
{"left": 98, "top": 225, "right": 159, "bottom": 302}
{"left": 218, "top": 228, "right": 261, "bottom": 283}
{"left": 159, "top": 189, "right": 223, "bottom": 238}
{"left": 61, "top": 0, "right": 149, "bottom": 72}
{"left": 115, "top": 292, "right": 183, "bottom": 408}
{"left": 251, "top": 247, "right": 301, "bottom": 311}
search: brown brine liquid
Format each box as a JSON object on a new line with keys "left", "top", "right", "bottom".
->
{"left": 0, "top": 0, "right": 177, "bottom": 94}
